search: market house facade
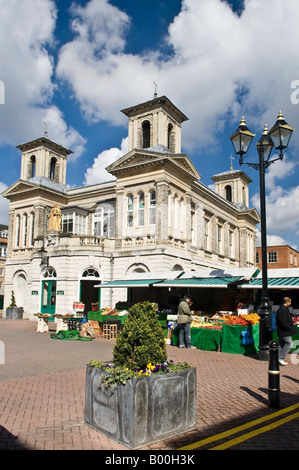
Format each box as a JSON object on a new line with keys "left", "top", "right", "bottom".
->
{"left": 2, "top": 95, "right": 260, "bottom": 319}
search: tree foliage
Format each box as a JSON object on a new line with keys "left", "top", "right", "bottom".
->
{"left": 113, "top": 301, "right": 167, "bottom": 370}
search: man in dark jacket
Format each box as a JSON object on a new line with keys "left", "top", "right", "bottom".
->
{"left": 177, "top": 295, "right": 196, "bottom": 349}
{"left": 276, "top": 297, "right": 297, "bottom": 366}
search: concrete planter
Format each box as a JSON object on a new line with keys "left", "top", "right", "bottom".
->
{"left": 85, "top": 364, "right": 197, "bottom": 449}
{"left": 5, "top": 307, "right": 24, "bottom": 319}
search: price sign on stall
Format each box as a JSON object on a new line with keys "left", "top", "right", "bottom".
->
{"left": 73, "top": 302, "right": 85, "bottom": 312}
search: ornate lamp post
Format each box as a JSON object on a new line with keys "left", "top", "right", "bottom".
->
{"left": 230, "top": 112, "right": 294, "bottom": 360}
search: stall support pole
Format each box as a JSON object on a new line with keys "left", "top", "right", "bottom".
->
{"left": 268, "top": 340, "right": 280, "bottom": 409}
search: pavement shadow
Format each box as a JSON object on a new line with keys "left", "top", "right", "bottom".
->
{"left": 0, "top": 426, "right": 29, "bottom": 450}
{"left": 240, "top": 386, "right": 268, "bottom": 406}
{"left": 241, "top": 385, "right": 299, "bottom": 408}
{"left": 283, "top": 375, "right": 299, "bottom": 384}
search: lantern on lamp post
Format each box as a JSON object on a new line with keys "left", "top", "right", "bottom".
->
{"left": 230, "top": 112, "right": 294, "bottom": 360}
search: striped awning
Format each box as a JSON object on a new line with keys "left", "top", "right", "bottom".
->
{"left": 238, "top": 277, "right": 299, "bottom": 289}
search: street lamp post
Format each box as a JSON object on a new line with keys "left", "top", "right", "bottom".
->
{"left": 230, "top": 112, "right": 294, "bottom": 361}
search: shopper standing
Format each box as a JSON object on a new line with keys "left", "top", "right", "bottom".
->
{"left": 177, "top": 295, "right": 196, "bottom": 349}
{"left": 276, "top": 297, "right": 297, "bottom": 366}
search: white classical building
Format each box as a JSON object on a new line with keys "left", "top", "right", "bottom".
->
{"left": 2, "top": 95, "right": 260, "bottom": 319}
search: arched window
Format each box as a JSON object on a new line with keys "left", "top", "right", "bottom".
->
{"left": 49, "top": 157, "right": 57, "bottom": 180}
{"left": 167, "top": 123, "right": 174, "bottom": 151}
{"left": 142, "top": 120, "right": 150, "bottom": 148}
{"left": 174, "top": 195, "right": 178, "bottom": 230}
{"left": 127, "top": 194, "right": 133, "bottom": 227}
{"left": 15, "top": 214, "right": 20, "bottom": 247}
{"left": 29, "top": 212, "right": 35, "bottom": 246}
{"left": 137, "top": 192, "right": 145, "bottom": 227}
{"left": 225, "top": 185, "right": 232, "bottom": 202}
{"left": 82, "top": 268, "right": 100, "bottom": 278}
{"left": 22, "top": 213, "right": 28, "bottom": 246}
{"left": 149, "top": 190, "right": 156, "bottom": 225}
{"left": 30, "top": 155, "right": 36, "bottom": 178}
{"left": 42, "top": 267, "right": 57, "bottom": 278}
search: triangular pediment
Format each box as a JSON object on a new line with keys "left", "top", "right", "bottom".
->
{"left": 2, "top": 178, "right": 68, "bottom": 200}
{"left": 106, "top": 148, "right": 201, "bottom": 181}
{"left": 2, "top": 180, "right": 37, "bottom": 198}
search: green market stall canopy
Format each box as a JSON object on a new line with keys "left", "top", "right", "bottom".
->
{"left": 152, "top": 268, "right": 258, "bottom": 288}
{"left": 96, "top": 267, "right": 299, "bottom": 291}
{"left": 237, "top": 268, "right": 299, "bottom": 289}
{"left": 96, "top": 270, "right": 183, "bottom": 288}
{"left": 96, "top": 268, "right": 259, "bottom": 289}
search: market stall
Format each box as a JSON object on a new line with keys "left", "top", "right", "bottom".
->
{"left": 87, "top": 306, "right": 167, "bottom": 338}
{"left": 171, "top": 313, "right": 261, "bottom": 355}
{"left": 171, "top": 311, "right": 299, "bottom": 355}
{"left": 34, "top": 313, "right": 52, "bottom": 332}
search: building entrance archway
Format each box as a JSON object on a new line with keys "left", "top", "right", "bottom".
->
{"left": 79, "top": 268, "right": 101, "bottom": 313}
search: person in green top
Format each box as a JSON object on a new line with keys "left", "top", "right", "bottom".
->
{"left": 177, "top": 295, "right": 196, "bottom": 349}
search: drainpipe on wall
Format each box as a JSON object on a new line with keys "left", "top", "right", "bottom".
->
{"left": 110, "top": 253, "right": 114, "bottom": 308}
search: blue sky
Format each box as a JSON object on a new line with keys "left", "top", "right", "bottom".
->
{"left": 1, "top": 0, "right": 299, "bottom": 248}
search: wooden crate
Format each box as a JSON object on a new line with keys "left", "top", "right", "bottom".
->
{"left": 102, "top": 323, "right": 118, "bottom": 340}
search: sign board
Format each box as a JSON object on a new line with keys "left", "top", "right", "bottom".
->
{"left": 73, "top": 302, "right": 85, "bottom": 312}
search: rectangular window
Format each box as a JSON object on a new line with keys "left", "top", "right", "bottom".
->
{"left": 229, "top": 230, "right": 234, "bottom": 258}
{"left": 174, "top": 196, "right": 178, "bottom": 230}
{"left": 93, "top": 202, "right": 115, "bottom": 238}
{"left": 29, "top": 213, "right": 35, "bottom": 246}
{"left": 203, "top": 218, "right": 210, "bottom": 250}
{"left": 256, "top": 252, "right": 260, "bottom": 264}
{"left": 62, "top": 212, "right": 87, "bottom": 235}
{"left": 268, "top": 251, "right": 277, "bottom": 263}
{"left": 62, "top": 212, "right": 73, "bottom": 233}
{"left": 75, "top": 213, "right": 87, "bottom": 235}
{"left": 191, "top": 211, "right": 195, "bottom": 245}
{"left": 217, "top": 225, "right": 222, "bottom": 254}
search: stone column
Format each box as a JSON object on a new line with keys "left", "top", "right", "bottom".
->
{"left": 156, "top": 181, "right": 169, "bottom": 243}
{"left": 115, "top": 187, "right": 124, "bottom": 249}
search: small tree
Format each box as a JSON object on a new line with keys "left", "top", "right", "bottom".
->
{"left": 113, "top": 301, "right": 167, "bottom": 370}
{"left": 9, "top": 291, "right": 17, "bottom": 308}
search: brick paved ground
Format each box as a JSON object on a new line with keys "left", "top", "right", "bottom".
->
{"left": 0, "top": 318, "right": 299, "bottom": 452}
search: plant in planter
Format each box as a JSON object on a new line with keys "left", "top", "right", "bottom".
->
{"left": 6, "top": 291, "right": 24, "bottom": 319}
{"left": 85, "top": 301, "right": 197, "bottom": 449}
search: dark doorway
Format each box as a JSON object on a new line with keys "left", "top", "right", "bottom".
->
{"left": 80, "top": 280, "right": 100, "bottom": 314}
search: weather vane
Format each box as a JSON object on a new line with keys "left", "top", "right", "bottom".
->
{"left": 153, "top": 82, "right": 158, "bottom": 98}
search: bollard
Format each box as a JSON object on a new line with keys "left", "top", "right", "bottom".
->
{"left": 268, "top": 340, "right": 280, "bottom": 409}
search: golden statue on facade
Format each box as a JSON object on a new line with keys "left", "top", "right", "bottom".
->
{"left": 48, "top": 204, "right": 62, "bottom": 231}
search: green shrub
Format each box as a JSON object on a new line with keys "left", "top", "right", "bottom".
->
{"left": 113, "top": 301, "right": 167, "bottom": 370}
{"left": 9, "top": 291, "right": 16, "bottom": 308}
